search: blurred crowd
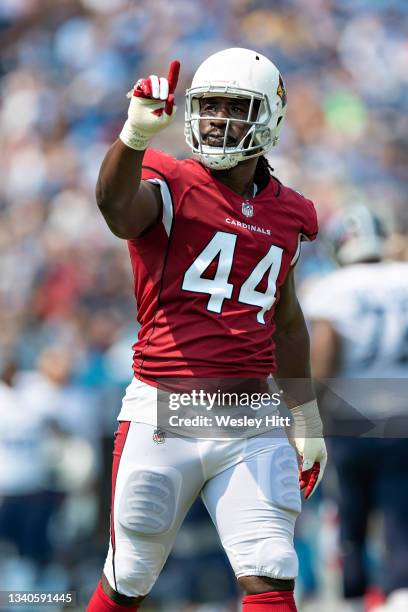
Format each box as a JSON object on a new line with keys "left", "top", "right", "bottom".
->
{"left": 0, "top": 0, "right": 407, "bottom": 610}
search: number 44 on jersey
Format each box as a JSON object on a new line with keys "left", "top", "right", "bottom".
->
{"left": 182, "top": 230, "right": 283, "bottom": 324}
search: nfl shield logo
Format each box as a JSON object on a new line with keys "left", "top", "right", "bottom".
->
{"left": 242, "top": 202, "right": 254, "bottom": 218}
{"left": 153, "top": 428, "right": 165, "bottom": 444}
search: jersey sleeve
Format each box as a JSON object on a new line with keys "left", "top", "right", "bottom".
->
{"left": 289, "top": 194, "right": 318, "bottom": 266}
{"left": 138, "top": 149, "right": 179, "bottom": 238}
{"left": 301, "top": 197, "right": 318, "bottom": 242}
{"left": 141, "top": 148, "right": 178, "bottom": 182}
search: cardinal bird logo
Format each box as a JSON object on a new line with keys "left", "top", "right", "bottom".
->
{"left": 277, "top": 75, "right": 287, "bottom": 107}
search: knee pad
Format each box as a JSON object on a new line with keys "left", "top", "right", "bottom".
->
{"left": 104, "top": 541, "right": 165, "bottom": 598}
{"left": 231, "top": 532, "right": 298, "bottom": 581}
{"left": 118, "top": 466, "right": 182, "bottom": 535}
{"left": 253, "top": 537, "right": 299, "bottom": 580}
{"left": 113, "top": 538, "right": 166, "bottom": 596}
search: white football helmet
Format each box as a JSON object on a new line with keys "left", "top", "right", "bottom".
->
{"left": 327, "top": 205, "right": 387, "bottom": 265}
{"left": 185, "top": 47, "right": 287, "bottom": 170}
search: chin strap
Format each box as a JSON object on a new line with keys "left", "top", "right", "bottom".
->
{"left": 196, "top": 151, "right": 241, "bottom": 170}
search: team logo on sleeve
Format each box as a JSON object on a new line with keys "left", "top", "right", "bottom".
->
{"left": 242, "top": 202, "right": 254, "bottom": 218}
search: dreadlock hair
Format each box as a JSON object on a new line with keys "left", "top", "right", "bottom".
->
{"left": 254, "top": 155, "right": 280, "bottom": 194}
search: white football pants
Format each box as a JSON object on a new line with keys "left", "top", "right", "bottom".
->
{"left": 103, "top": 421, "right": 301, "bottom": 597}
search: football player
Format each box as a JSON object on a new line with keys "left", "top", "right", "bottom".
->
{"left": 88, "top": 48, "right": 327, "bottom": 612}
{"left": 303, "top": 205, "right": 408, "bottom": 612}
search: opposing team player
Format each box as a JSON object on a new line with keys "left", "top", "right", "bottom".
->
{"left": 304, "top": 205, "right": 408, "bottom": 612}
{"left": 88, "top": 48, "right": 327, "bottom": 611}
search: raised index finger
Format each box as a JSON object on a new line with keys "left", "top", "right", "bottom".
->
{"left": 167, "top": 60, "right": 180, "bottom": 94}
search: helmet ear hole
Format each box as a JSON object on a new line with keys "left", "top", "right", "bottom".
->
{"left": 276, "top": 116, "right": 283, "bottom": 126}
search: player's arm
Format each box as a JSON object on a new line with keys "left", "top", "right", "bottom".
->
{"left": 273, "top": 269, "right": 327, "bottom": 498}
{"left": 96, "top": 61, "right": 180, "bottom": 239}
{"left": 309, "top": 319, "right": 340, "bottom": 379}
{"left": 96, "top": 144, "right": 160, "bottom": 239}
{"left": 273, "top": 268, "right": 313, "bottom": 403}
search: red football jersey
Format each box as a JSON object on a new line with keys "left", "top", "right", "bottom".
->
{"left": 128, "top": 149, "right": 317, "bottom": 384}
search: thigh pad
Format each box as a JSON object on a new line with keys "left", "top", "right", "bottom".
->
{"left": 118, "top": 467, "right": 181, "bottom": 535}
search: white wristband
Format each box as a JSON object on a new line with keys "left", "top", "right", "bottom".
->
{"left": 119, "top": 119, "right": 150, "bottom": 151}
{"left": 290, "top": 399, "right": 323, "bottom": 437}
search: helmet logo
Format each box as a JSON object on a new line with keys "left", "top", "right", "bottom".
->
{"left": 277, "top": 75, "right": 287, "bottom": 106}
{"left": 242, "top": 202, "right": 254, "bottom": 218}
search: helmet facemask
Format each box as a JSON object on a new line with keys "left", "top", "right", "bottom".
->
{"left": 185, "top": 87, "right": 274, "bottom": 170}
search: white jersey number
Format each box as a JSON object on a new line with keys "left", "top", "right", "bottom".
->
{"left": 182, "top": 231, "right": 283, "bottom": 324}
{"left": 182, "top": 231, "right": 237, "bottom": 313}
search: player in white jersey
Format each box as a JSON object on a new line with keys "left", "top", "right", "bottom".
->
{"left": 303, "top": 205, "right": 408, "bottom": 612}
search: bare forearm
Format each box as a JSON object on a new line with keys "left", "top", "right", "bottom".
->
{"left": 95, "top": 140, "right": 147, "bottom": 236}
{"left": 97, "top": 139, "right": 145, "bottom": 204}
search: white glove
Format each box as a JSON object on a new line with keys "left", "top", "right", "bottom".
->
{"left": 288, "top": 399, "right": 327, "bottom": 498}
{"left": 119, "top": 60, "right": 180, "bottom": 150}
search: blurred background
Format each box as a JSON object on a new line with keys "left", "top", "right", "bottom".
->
{"left": 0, "top": 0, "right": 407, "bottom": 610}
